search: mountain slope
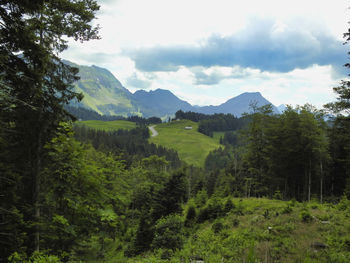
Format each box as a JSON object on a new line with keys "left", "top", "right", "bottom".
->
{"left": 67, "top": 61, "right": 139, "bottom": 116}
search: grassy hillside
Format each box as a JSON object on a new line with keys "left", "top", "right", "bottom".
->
{"left": 67, "top": 61, "right": 139, "bottom": 116}
{"left": 149, "top": 120, "right": 221, "bottom": 167}
{"left": 85, "top": 196, "right": 350, "bottom": 263}
{"left": 76, "top": 120, "right": 136, "bottom": 131}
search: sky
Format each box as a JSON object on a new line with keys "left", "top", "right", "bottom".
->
{"left": 62, "top": 0, "right": 350, "bottom": 108}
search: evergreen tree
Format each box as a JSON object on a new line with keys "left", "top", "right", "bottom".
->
{"left": 325, "top": 22, "right": 350, "bottom": 198}
{"left": 0, "top": 0, "right": 99, "bottom": 258}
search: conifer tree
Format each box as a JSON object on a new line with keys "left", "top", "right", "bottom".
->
{"left": 0, "top": 0, "right": 99, "bottom": 258}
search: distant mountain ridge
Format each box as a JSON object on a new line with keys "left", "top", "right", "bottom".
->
{"left": 132, "top": 89, "right": 193, "bottom": 118}
{"left": 69, "top": 62, "right": 281, "bottom": 118}
{"left": 194, "top": 92, "right": 279, "bottom": 116}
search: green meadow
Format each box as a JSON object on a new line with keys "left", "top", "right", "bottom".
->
{"left": 149, "top": 120, "right": 221, "bottom": 167}
{"left": 76, "top": 120, "right": 136, "bottom": 131}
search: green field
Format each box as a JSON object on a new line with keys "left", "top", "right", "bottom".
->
{"left": 149, "top": 120, "right": 221, "bottom": 167}
{"left": 76, "top": 120, "right": 136, "bottom": 131}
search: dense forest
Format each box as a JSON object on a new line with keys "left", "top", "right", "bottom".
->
{"left": 1, "top": 0, "right": 350, "bottom": 262}
{"left": 73, "top": 124, "right": 181, "bottom": 168}
{"left": 175, "top": 110, "right": 247, "bottom": 137}
{"left": 65, "top": 105, "right": 162, "bottom": 124}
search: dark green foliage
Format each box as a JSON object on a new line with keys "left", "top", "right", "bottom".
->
{"left": 273, "top": 190, "right": 283, "bottom": 200}
{"left": 132, "top": 214, "right": 155, "bottom": 255}
{"left": 205, "top": 147, "right": 232, "bottom": 172}
{"left": 198, "top": 114, "right": 246, "bottom": 137}
{"left": 185, "top": 205, "right": 196, "bottom": 227}
{"left": 175, "top": 110, "right": 247, "bottom": 137}
{"left": 232, "top": 217, "right": 240, "bottom": 227}
{"left": 73, "top": 125, "right": 181, "bottom": 168}
{"left": 212, "top": 221, "right": 224, "bottom": 234}
{"left": 222, "top": 131, "right": 239, "bottom": 146}
{"left": 336, "top": 195, "right": 350, "bottom": 211}
{"left": 281, "top": 205, "right": 293, "bottom": 214}
{"left": 224, "top": 198, "right": 235, "bottom": 213}
{"left": 152, "top": 171, "right": 187, "bottom": 221}
{"left": 197, "top": 198, "right": 224, "bottom": 223}
{"left": 0, "top": 0, "right": 99, "bottom": 259}
{"left": 152, "top": 214, "right": 184, "bottom": 251}
{"left": 300, "top": 210, "right": 313, "bottom": 223}
{"left": 65, "top": 106, "right": 125, "bottom": 121}
{"left": 66, "top": 105, "right": 163, "bottom": 124}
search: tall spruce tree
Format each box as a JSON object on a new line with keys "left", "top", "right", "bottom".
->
{"left": 0, "top": 0, "right": 99, "bottom": 259}
{"left": 324, "top": 17, "right": 350, "bottom": 198}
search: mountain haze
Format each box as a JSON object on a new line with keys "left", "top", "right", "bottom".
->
{"left": 69, "top": 62, "right": 281, "bottom": 118}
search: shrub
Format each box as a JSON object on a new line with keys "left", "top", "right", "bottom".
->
{"left": 212, "top": 221, "right": 224, "bottom": 234}
{"left": 300, "top": 210, "right": 313, "bottom": 223}
{"left": 232, "top": 217, "right": 240, "bottom": 227}
{"left": 185, "top": 204, "right": 196, "bottom": 227}
{"left": 197, "top": 199, "right": 223, "bottom": 223}
{"left": 194, "top": 190, "right": 207, "bottom": 207}
{"left": 337, "top": 195, "right": 350, "bottom": 211}
{"left": 263, "top": 209, "right": 270, "bottom": 219}
{"left": 8, "top": 252, "right": 61, "bottom": 263}
{"left": 152, "top": 214, "right": 184, "bottom": 251}
{"left": 273, "top": 190, "right": 283, "bottom": 200}
{"left": 224, "top": 198, "right": 235, "bottom": 213}
{"left": 281, "top": 205, "right": 293, "bottom": 214}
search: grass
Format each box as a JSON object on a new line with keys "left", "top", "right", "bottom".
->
{"left": 149, "top": 120, "right": 221, "bottom": 167}
{"left": 76, "top": 120, "right": 136, "bottom": 131}
{"left": 86, "top": 197, "right": 350, "bottom": 263}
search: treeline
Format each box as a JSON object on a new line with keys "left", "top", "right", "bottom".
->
{"left": 175, "top": 110, "right": 247, "bottom": 137}
{"left": 204, "top": 104, "right": 350, "bottom": 201}
{"left": 73, "top": 125, "right": 181, "bottom": 168}
{"left": 66, "top": 105, "right": 162, "bottom": 125}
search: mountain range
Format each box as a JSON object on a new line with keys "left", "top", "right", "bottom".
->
{"left": 69, "top": 61, "right": 282, "bottom": 118}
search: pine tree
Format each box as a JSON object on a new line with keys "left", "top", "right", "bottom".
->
{"left": 0, "top": 0, "right": 99, "bottom": 258}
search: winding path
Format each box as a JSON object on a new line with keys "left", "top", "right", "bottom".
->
{"left": 149, "top": 125, "right": 158, "bottom": 137}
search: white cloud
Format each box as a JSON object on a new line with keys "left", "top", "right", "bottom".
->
{"left": 61, "top": 0, "right": 349, "bottom": 108}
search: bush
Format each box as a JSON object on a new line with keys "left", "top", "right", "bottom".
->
{"left": 232, "top": 217, "right": 240, "bottom": 227}
{"left": 185, "top": 204, "right": 196, "bottom": 227}
{"left": 273, "top": 190, "right": 283, "bottom": 200}
{"left": 300, "top": 210, "right": 313, "bottom": 223}
{"left": 8, "top": 252, "right": 61, "bottom": 263}
{"left": 281, "top": 205, "right": 293, "bottom": 214}
{"left": 152, "top": 214, "right": 184, "bottom": 251}
{"left": 194, "top": 190, "right": 207, "bottom": 208}
{"left": 212, "top": 221, "right": 224, "bottom": 234}
{"left": 337, "top": 195, "right": 350, "bottom": 211}
{"left": 224, "top": 198, "right": 235, "bottom": 213}
{"left": 197, "top": 198, "right": 223, "bottom": 223}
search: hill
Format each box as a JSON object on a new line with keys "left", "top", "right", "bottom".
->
{"left": 66, "top": 61, "right": 139, "bottom": 116}
{"left": 149, "top": 120, "right": 221, "bottom": 167}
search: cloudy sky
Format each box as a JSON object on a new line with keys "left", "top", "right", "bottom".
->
{"left": 62, "top": 0, "right": 350, "bottom": 107}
